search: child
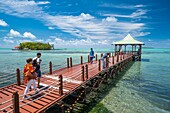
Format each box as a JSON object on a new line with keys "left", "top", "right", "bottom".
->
{"left": 101, "top": 53, "right": 111, "bottom": 69}
{"left": 23, "top": 58, "right": 38, "bottom": 99}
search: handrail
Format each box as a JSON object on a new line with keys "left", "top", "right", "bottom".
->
{"left": 0, "top": 75, "right": 16, "bottom": 81}
{"left": 0, "top": 72, "right": 16, "bottom": 78}
{"left": 0, "top": 79, "right": 57, "bottom": 105}
{"left": 0, "top": 101, "right": 14, "bottom": 112}
{"left": 0, "top": 77, "right": 16, "bottom": 84}
{"left": 7, "top": 84, "right": 60, "bottom": 113}
{"left": 19, "top": 84, "right": 60, "bottom": 108}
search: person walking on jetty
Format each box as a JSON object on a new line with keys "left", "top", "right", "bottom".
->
{"left": 101, "top": 53, "right": 110, "bottom": 69}
{"left": 33, "top": 53, "right": 42, "bottom": 88}
{"left": 89, "top": 48, "right": 94, "bottom": 64}
{"left": 23, "top": 58, "right": 38, "bottom": 99}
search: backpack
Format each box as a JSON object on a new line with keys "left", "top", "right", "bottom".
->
{"left": 33, "top": 57, "right": 40, "bottom": 71}
{"left": 32, "top": 58, "right": 38, "bottom": 67}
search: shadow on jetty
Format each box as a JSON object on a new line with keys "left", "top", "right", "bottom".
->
{"left": 45, "top": 62, "right": 135, "bottom": 113}
{"left": 84, "top": 62, "right": 135, "bottom": 113}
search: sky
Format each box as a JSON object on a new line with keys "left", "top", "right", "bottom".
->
{"left": 0, "top": 0, "right": 170, "bottom": 48}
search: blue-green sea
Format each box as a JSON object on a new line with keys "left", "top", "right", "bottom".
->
{"left": 0, "top": 48, "right": 170, "bottom": 113}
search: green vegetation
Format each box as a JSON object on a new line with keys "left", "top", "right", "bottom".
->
{"left": 89, "top": 103, "right": 110, "bottom": 113}
{"left": 18, "top": 42, "right": 53, "bottom": 50}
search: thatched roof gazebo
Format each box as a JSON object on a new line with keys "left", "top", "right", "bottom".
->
{"left": 112, "top": 34, "right": 144, "bottom": 61}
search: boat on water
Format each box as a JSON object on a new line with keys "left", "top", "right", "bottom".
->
{"left": 12, "top": 46, "right": 31, "bottom": 51}
{"left": 11, "top": 46, "right": 19, "bottom": 50}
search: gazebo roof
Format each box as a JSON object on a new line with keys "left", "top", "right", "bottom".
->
{"left": 113, "top": 34, "right": 144, "bottom": 45}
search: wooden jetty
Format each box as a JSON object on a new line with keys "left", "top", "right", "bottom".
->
{"left": 0, "top": 34, "right": 144, "bottom": 113}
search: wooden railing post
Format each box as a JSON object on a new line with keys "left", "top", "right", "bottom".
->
{"left": 96, "top": 54, "right": 97, "bottom": 61}
{"left": 81, "top": 56, "right": 83, "bottom": 64}
{"left": 117, "top": 52, "right": 119, "bottom": 62}
{"left": 16, "top": 68, "right": 20, "bottom": 86}
{"left": 101, "top": 53, "right": 103, "bottom": 58}
{"left": 98, "top": 59, "right": 101, "bottom": 71}
{"left": 70, "top": 57, "right": 72, "bottom": 67}
{"left": 49, "top": 61, "right": 52, "bottom": 75}
{"left": 120, "top": 53, "right": 122, "bottom": 61}
{"left": 88, "top": 55, "right": 90, "bottom": 62}
{"left": 67, "top": 58, "right": 69, "bottom": 68}
{"left": 59, "top": 75, "right": 63, "bottom": 95}
{"left": 81, "top": 66, "right": 85, "bottom": 81}
{"left": 85, "top": 64, "right": 88, "bottom": 80}
{"left": 13, "top": 91, "right": 19, "bottom": 113}
{"left": 106, "top": 57, "right": 109, "bottom": 68}
{"left": 112, "top": 56, "right": 114, "bottom": 64}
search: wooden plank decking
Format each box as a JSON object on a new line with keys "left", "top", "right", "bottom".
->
{"left": 0, "top": 54, "right": 132, "bottom": 113}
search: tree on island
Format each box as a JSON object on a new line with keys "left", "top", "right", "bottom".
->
{"left": 18, "top": 42, "right": 53, "bottom": 50}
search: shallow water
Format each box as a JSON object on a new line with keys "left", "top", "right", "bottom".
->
{"left": 90, "top": 48, "right": 170, "bottom": 113}
{"left": 0, "top": 48, "right": 113, "bottom": 87}
{"left": 0, "top": 48, "right": 170, "bottom": 113}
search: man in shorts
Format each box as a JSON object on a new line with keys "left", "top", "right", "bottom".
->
{"left": 33, "top": 53, "right": 42, "bottom": 88}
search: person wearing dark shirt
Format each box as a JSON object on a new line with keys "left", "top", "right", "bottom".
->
{"left": 90, "top": 48, "right": 94, "bottom": 64}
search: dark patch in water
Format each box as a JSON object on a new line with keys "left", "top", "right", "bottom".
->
{"left": 131, "top": 93, "right": 135, "bottom": 95}
{"left": 141, "top": 59, "right": 150, "bottom": 62}
{"left": 143, "top": 51, "right": 170, "bottom": 54}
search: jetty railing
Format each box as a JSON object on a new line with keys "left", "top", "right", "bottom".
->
{"left": 0, "top": 52, "right": 135, "bottom": 113}
{"left": 0, "top": 52, "right": 133, "bottom": 86}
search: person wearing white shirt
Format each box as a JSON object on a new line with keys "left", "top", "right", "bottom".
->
{"left": 33, "top": 53, "right": 42, "bottom": 88}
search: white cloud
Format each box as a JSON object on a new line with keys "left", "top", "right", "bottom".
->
{"left": 49, "top": 36, "right": 57, "bottom": 38}
{"left": 3, "top": 39, "right": 14, "bottom": 43}
{"left": 102, "top": 17, "right": 117, "bottom": 22}
{"left": 46, "top": 36, "right": 115, "bottom": 48}
{"left": 5, "top": 29, "right": 37, "bottom": 40}
{"left": 131, "top": 9, "right": 147, "bottom": 18}
{"left": 131, "top": 31, "right": 150, "bottom": 37}
{"left": 0, "top": 19, "right": 8, "bottom": 26}
{"left": 0, "top": 0, "right": 149, "bottom": 43}
{"left": 36, "top": 1, "right": 50, "bottom": 5}
{"left": 103, "top": 9, "right": 148, "bottom": 19}
{"left": 135, "top": 5, "right": 145, "bottom": 8}
{"left": 55, "top": 38, "right": 64, "bottom": 42}
{"left": 8, "top": 29, "right": 21, "bottom": 37}
{"left": 23, "top": 32, "right": 36, "bottom": 39}
{"left": 17, "top": 39, "right": 32, "bottom": 43}
{"left": 99, "top": 4, "right": 145, "bottom": 9}
{"left": 3, "top": 36, "right": 13, "bottom": 39}
{"left": 148, "top": 39, "right": 152, "bottom": 42}
{"left": 36, "top": 39, "right": 44, "bottom": 42}
{"left": 79, "top": 13, "right": 94, "bottom": 20}
{"left": 45, "top": 39, "right": 52, "bottom": 43}
{"left": 98, "top": 40, "right": 108, "bottom": 45}
{"left": 48, "top": 27, "right": 55, "bottom": 30}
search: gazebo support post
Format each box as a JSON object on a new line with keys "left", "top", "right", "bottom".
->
{"left": 135, "top": 45, "right": 137, "bottom": 53}
{"left": 115, "top": 45, "right": 117, "bottom": 55}
{"left": 132, "top": 45, "right": 133, "bottom": 55}
{"left": 139, "top": 45, "right": 142, "bottom": 61}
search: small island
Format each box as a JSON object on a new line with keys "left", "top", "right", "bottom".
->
{"left": 16, "top": 42, "right": 54, "bottom": 50}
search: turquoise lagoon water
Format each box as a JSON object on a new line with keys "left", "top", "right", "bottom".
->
{"left": 0, "top": 48, "right": 113, "bottom": 86}
{"left": 90, "top": 48, "right": 170, "bottom": 113}
{"left": 0, "top": 48, "right": 170, "bottom": 112}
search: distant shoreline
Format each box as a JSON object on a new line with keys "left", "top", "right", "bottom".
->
{"left": 11, "top": 48, "right": 67, "bottom": 51}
